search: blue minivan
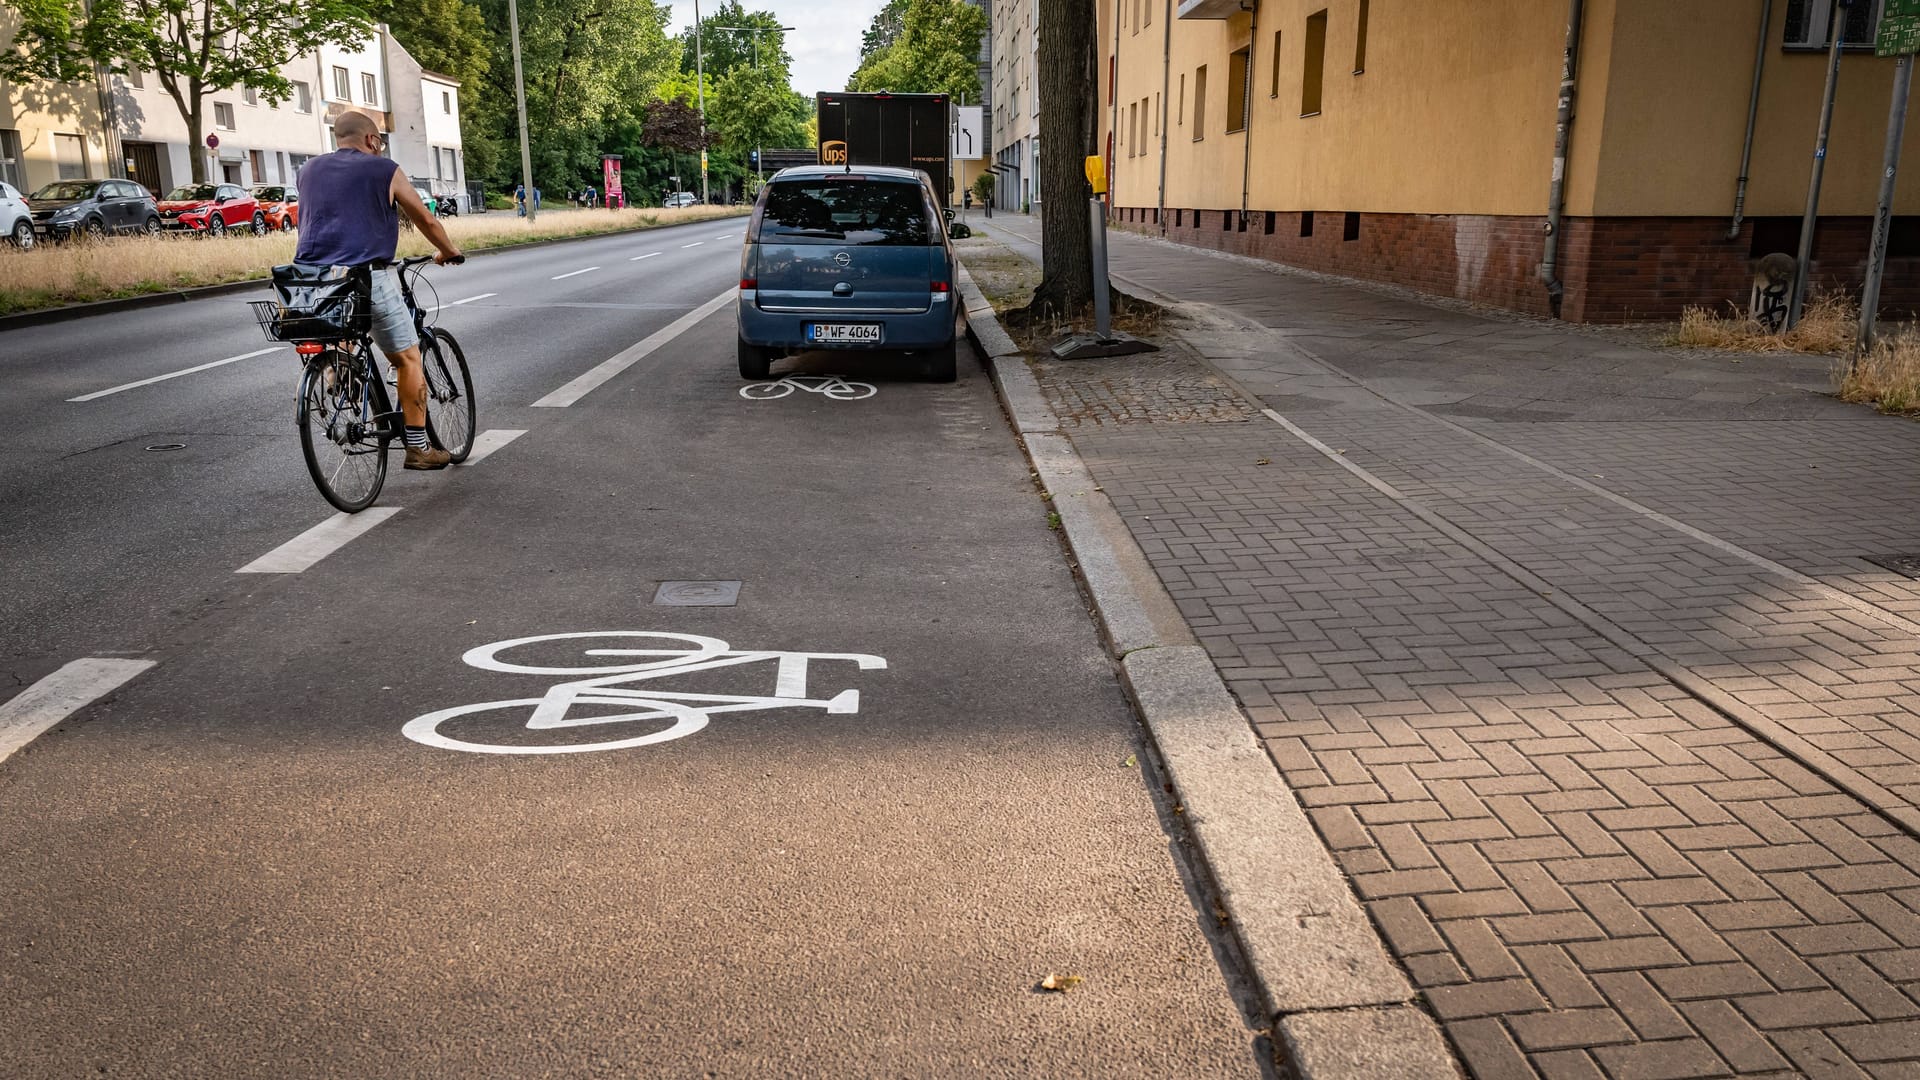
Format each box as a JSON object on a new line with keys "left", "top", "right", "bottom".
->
{"left": 737, "top": 165, "right": 960, "bottom": 382}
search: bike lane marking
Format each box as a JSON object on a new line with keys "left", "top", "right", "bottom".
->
{"left": 237, "top": 508, "right": 403, "bottom": 574}
{"left": 680, "top": 241, "right": 704, "bottom": 249}
{"left": 629, "top": 252, "right": 661, "bottom": 261}
{"left": 67, "top": 347, "right": 281, "bottom": 402}
{"left": 531, "top": 288, "right": 733, "bottom": 408}
{"left": 551, "top": 267, "right": 601, "bottom": 281}
{"left": 462, "top": 428, "right": 526, "bottom": 465}
{"left": 0, "top": 658, "right": 155, "bottom": 766}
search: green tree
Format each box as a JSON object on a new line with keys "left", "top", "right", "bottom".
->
{"left": 847, "top": 0, "right": 983, "bottom": 99}
{"left": 372, "top": 0, "right": 501, "bottom": 180}
{"left": 0, "top": 0, "right": 374, "bottom": 182}
{"left": 677, "top": 1, "right": 787, "bottom": 82}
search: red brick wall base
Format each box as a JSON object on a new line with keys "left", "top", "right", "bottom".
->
{"left": 1109, "top": 207, "right": 1920, "bottom": 324}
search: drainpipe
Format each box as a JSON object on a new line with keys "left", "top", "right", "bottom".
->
{"left": 1156, "top": 0, "right": 1172, "bottom": 235}
{"left": 1238, "top": 0, "right": 1259, "bottom": 229}
{"left": 1541, "top": 0, "right": 1585, "bottom": 319}
{"left": 1729, "top": 0, "right": 1774, "bottom": 238}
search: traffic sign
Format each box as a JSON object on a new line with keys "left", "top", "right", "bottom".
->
{"left": 1880, "top": 13, "right": 1920, "bottom": 56}
{"left": 205, "top": 133, "right": 219, "bottom": 149}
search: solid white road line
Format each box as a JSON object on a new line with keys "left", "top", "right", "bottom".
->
{"left": 69, "top": 347, "right": 280, "bottom": 402}
{"left": 532, "top": 288, "right": 734, "bottom": 408}
{"left": 428, "top": 292, "right": 497, "bottom": 312}
{"left": 552, "top": 267, "right": 601, "bottom": 280}
{"left": 0, "top": 657, "right": 155, "bottom": 766}
{"left": 630, "top": 252, "right": 662, "bottom": 261}
{"left": 681, "top": 242, "right": 704, "bottom": 249}
{"left": 237, "top": 508, "right": 403, "bottom": 574}
{"left": 462, "top": 428, "right": 526, "bottom": 465}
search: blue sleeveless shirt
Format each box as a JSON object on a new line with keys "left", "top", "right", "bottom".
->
{"left": 294, "top": 148, "right": 400, "bottom": 266}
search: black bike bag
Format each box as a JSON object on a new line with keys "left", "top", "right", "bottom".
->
{"left": 264, "top": 262, "right": 373, "bottom": 340}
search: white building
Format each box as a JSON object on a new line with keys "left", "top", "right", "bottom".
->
{"left": 382, "top": 36, "right": 466, "bottom": 211}
{"left": 105, "top": 57, "right": 330, "bottom": 196}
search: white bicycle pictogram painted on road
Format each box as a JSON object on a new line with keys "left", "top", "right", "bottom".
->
{"left": 402, "top": 631, "right": 888, "bottom": 755}
{"left": 738, "top": 375, "right": 877, "bottom": 401}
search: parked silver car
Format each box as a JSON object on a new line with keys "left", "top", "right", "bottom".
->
{"left": 1, "top": 182, "right": 33, "bottom": 249}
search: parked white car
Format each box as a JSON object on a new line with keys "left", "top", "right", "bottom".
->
{"left": 664, "top": 191, "right": 697, "bottom": 208}
{"left": 1, "top": 182, "right": 33, "bottom": 249}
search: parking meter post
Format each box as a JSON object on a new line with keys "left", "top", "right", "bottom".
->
{"left": 1090, "top": 196, "right": 1113, "bottom": 341}
{"left": 1862, "top": 54, "right": 1914, "bottom": 354}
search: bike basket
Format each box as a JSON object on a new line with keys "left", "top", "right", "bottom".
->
{"left": 253, "top": 262, "right": 372, "bottom": 342}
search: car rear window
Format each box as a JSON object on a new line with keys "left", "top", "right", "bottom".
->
{"left": 758, "top": 179, "right": 932, "bottom": 246}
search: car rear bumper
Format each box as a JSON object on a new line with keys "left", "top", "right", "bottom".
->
{"left": 738, "top": 295, "right": 959, "bottom": 352}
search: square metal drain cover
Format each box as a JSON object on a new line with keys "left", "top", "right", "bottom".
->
{"left": 653, "top": 580, "right": 742, "bottom": 606}
{"left": 1864, "top": 555, "right": 1920, "bottom": 580}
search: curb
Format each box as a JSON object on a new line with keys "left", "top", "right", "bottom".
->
{"left": 955, "top": 260, "right": 1461, "bottom": 1080}
{"left": 0, "top": 211, "right": 750, "bottom": 333}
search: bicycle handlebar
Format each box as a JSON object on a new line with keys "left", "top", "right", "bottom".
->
{"left": 398, "top": 254, "right": 464, "bottom": 268}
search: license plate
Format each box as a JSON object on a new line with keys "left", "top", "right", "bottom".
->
{"left": 808, "top": 323, "right": 882, "bottom": 344}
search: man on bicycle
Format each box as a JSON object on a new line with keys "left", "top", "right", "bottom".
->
{"left": 296, "top": 110, "right": 464, "bottom": 470}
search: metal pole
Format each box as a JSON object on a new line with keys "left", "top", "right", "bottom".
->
{"left": 1090, "top": 197, "right": 1112, "bottom": 339}
{"left": 508, "top": 0, "right": 535, "bottom": 222}
{"left": 694, "top": 0, "right": 709, "bottom": 206}
{"left": 1729, "top": 0, "right": 1774, "bottom": 238}
{"left": 1110, "top": 0, "right": 1121, "bottom": 219}
{"left": 1790, "top": 0, "right": 1848, "bottom": 329}
{"left": 1860, "top": 54, "right": 1913, "bottom": 354}
{"left": 1156, "top": 0, "right": 1172, "bottom": 235}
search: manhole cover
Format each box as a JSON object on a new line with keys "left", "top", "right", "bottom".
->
{"left": 1865, "top": 554, "right": 1920, "bottom": 579}
{"left": 652, "top": 581, "right": 742, "bottom": 606}
{"left": 144, "top": 443, "right": 187, "bottom": 452}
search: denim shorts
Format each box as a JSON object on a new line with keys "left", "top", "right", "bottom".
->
{"left": 367, "top": 268, "right": 418, "bottom": 355}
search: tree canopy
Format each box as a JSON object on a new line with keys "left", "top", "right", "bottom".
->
{"left": 847, "top": 0, "right": 984, "bottom": 99}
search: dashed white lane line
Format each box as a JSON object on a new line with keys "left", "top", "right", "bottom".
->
{"left": 630, "top": 252, "right": 662, "bottom": 261}
{"left": 552, "top": 267, "right": 601, "bottom": 280}
{"left": 681, "top": 241, "right": 704, "bottom": 249}
{"left": 712, "top": 232, "right": 733, "bottom": 239}
{"left": 532, "top": 287, "right": 734, "bottom": 408}
{"left": 462, "top": 428, "right": 526, "bottom": 465}
{"left": 427, "top": 292, "right": 496, "bottom": 313}
{"left": 69, "top": 347, "right": 280, "bottom": 402}
{"left": 0, "top": 658, "right": 155, "bottom": 765}
{"left": 237, "top": 508, "right": 403, "bottom": 574}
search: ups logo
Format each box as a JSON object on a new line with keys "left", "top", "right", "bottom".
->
{"left": 820, "top": 140, "right": 848, "bottom": 165}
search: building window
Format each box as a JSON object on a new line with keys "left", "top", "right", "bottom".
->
{"left": 294, "top": 81, "right": 312, "bottom": 113}
{"left": 1144, "top": 0, "right": 1150, "bottom": 25}
{"left": 361, "top": 73, "right": 377, "bottom": 105}
{"left": 1784, "top": 0, "right": 1882, "bottom": 48}
{"left": 0, "top": 129, "right": 23, "bottom": 189}
{"left": 1264, "top": 210, "right": 1276, "bottom": 234}
{"left": 1192, "top": 64, "right": 1207, "bottom": 140}
{"left": 249, "top": 149, "right": 265, "bottom": 180}
{"left": 1154, "top": 92, "right": 1160, "bottom": 134}
{"left": 332, "top": 65, "right": 350, "bottom": 100}
{"left": 1271, "top": 30, "right": 1283, "bottom": 95}
{"left": 214, "top": 102, "right": 235, "bottom": 130}
{"left": 242, "top": 86, "right": 258, "bottom": 106}
{"left": 128, "top": 68, "right": 144, "bottom": 89}
{"left": 1302, "top": 9, "right": 1328, "bottom": 116}
{"left": 1354, "top": 0, "right": 1369, "bottom": 74}
{"left": 1301, "top": 210, "right": 1315, "bottom": 237}
{"left": 1227, "top": 46, "right": 1250, "bottom": 133}
{"left": 1344, "top": 211, "right": 1361, "bottom": 241}
{"left": 1126, "top": 102, "right": 1136, "bottom": 155}
{"left": 54, "top": 133, "right": 87, "bottom": 179}
{"left": 1177, "top": 73, "right": 1185, "bottom": 124}
{"left": 442, "top": 91, "right": 452, "bottom": 114}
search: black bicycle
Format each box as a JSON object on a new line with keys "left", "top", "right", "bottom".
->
{"left": 251, "top": 256, "right": 474, "bottom": 513}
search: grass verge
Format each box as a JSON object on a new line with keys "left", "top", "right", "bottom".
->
{"left": 1667, "top": 291, "right": 1857, "bottom": 355}
{"left": 1838, "top": 334, "right": 1920, "bottom": 413}
{"left": 0, "top": 205, "right": 748, "bottom": 316}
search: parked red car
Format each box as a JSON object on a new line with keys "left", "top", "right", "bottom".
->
{"left": 157, "top": 183, "right": 266, "bottom": 236}
{"left": 251, "top": 185, "right": 299, "bottom": 230}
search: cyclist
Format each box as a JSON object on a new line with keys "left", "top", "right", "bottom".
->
{"left": 295, "top": 109, "right": 464, "bottom": 470}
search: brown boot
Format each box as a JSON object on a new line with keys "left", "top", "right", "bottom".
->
{"left": 404, "top": 445, "right": 452, "bottom": 470}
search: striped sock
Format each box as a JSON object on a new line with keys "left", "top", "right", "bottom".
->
{"left": 404, "top": 426, "right": 430, "bottom": 449}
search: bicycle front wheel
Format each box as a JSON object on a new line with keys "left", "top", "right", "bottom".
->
{"left": 421, "top": 327, "right": 476, "bottom": 461}
{"left": 298, "top": 357, "right": 387, "bottom": 513}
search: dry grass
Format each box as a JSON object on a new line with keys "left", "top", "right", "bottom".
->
{"left": 954, "top": 236, "right": 1164, "bottom": 353}
{"left": 1667, "top": 291, "right": 1858, "bottom": 355}
{"left": 0, "top": 205, "right": 747, "bottom": 316}
{"left": 1838, "top": 333, "right": 1920, "bottom": 413}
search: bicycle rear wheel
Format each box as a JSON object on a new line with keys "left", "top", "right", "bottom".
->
{"left": 421, "top": 327, "right": 476, "bottom": 461}
{"left": 298, "top": 354, "right": 387, "bottom": 513}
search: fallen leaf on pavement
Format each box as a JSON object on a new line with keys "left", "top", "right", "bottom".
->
{"left": 1122, "top": 753, "right": 1137, "bottom": 768}
{"left": 1254, "top": 458, "right": 1270, "bottom": 466}
{"left": 1039, "top": 973, "right": 1084, "bottom": 993}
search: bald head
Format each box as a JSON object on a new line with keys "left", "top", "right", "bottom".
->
{"left": 333, "top": 110, "right": 380, "bottom": 144}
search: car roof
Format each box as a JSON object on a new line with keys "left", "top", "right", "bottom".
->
{"left": 768, "top": 164, "right": 927, "bottom": 184}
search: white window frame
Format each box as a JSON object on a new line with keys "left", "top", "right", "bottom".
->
{"left": 242, "top": 86, "right": 258, "bottom": 106}
{"left": 213, "top": 102, "right": 235, "bottom": 130}
{"left": 294, "top": 81, "right": 312, "bottom": 113}
{"left": 1785, "top": 0, "right": 1885, "bottom": 48}
{"left": 332, "top": 65, "right": 350, "bottom": 101}
{"left": 361, "top": 72, "right": 377, "bottom": 105}
{"left": 54, "top": 132, "right": 87, "bottom": 180}
{"left": 442, "top": 90, "right": 452, "bottom": 114}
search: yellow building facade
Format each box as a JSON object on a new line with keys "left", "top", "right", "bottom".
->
{"left": 1103, "top": 0, "right": 1920, "bottom": 321}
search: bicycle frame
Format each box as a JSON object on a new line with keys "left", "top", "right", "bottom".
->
{"left": 295, "top": 257, "right": 439, "bottom": 448}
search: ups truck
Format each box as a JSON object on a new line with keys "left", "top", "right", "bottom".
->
{"left": 815, "top": 91, "right": 953, "bottom": 208}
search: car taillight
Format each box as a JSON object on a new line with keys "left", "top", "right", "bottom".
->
{"left": 739, "top": 277, "right": 757, "bottom": 289}
{"left": 930, "top": 281, "right": 950, "bottom": 293}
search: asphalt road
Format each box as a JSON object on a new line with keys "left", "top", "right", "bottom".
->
{"left": 0, "top": 221, "right": 1265, "bottom": 1076}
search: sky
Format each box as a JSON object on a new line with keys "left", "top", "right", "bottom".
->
{"left": 665, "top": 0, "right": 888, "bottom": 98}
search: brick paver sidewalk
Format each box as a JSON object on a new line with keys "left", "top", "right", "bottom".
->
{"left": 969, "top": 219, "right": 1920, "bottom": 1078}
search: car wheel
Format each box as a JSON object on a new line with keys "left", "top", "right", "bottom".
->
{"left": 83, "top": 216, "right": 107, "bottom": 240}
{"left": 924, "top": 340, "right": 958, "bottom": 383}
{"left": 251, "top": 211, "right": 267, "bottom": 233}
{"left": 143, "top": 215, "right": 162, "bottom": 236}
{"left": 207, "top": 215, "right": 225, "bottom": 237}
{"left": 737, "top": 338, "right": 772, "bottom": 380}
{"left": 8, "top": 219, "right": 32, "bottom": 249}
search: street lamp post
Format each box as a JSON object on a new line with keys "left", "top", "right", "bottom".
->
{"left": 711, "top": 24, "right": 797, "bottom": 185}
{"left": 508, "top": 0, "right": 535, "bottom": 222}
{"left": 693, "top": 0, "right": 709, "bottom": 206}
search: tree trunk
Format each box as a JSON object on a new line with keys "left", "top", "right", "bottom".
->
{"left": 186, "top": 95, "right": 206, "bottom": 184}
{"left": 1028, "top": 0, "right": 1097, "bottom": 318}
